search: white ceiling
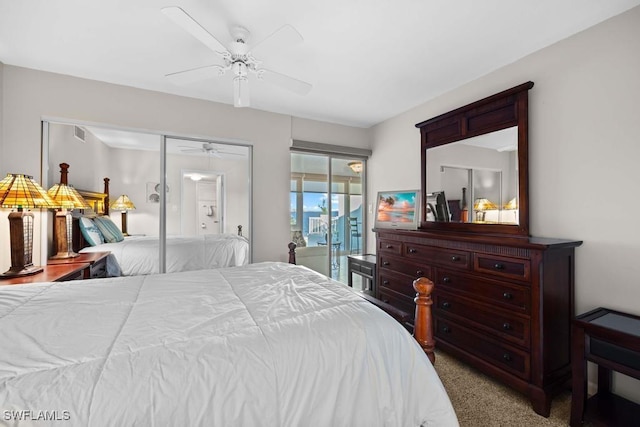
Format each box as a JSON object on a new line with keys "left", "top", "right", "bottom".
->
{"left": 2, "top": 0, "right": 639, "bottom": 128}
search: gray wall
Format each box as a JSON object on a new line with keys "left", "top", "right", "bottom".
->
{"left": 0, "top": 67, "right": 371, "bottom": 267}
{"left": 368, "top": 5, "right": 640, "bottom": 401}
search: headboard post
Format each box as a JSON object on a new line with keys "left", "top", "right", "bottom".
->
{"left": 59, "top": 163, "right": 70, "bottom": 185}
{"left": 103, "top": 177, "right": 110, "bottom": 215}
{"left": 288, "top": 242, "right": 297, "bottom": 265}
{"left": 413, "top": 277, "right": 436, "bottom": 364}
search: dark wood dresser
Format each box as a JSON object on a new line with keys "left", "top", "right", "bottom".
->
{"left": 375, "top": 228, "right": 582, "bottom": 416}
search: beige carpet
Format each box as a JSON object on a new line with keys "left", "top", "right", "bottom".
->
{"left": 433, "top": 351, "right": 573, "bottom": 426}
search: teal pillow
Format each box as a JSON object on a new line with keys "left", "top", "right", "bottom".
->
{"left": 94, "top": 216, "right": 125, "bottom": 243}
{"left": 78, "top": 217, "right": 104, "bottom": 246}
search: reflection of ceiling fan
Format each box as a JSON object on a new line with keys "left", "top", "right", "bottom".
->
{"left": 161, "top": 6, "right": 312, "bottom": 108}
{"left": 179, "top": 142, "right": 244, "bottom": 158}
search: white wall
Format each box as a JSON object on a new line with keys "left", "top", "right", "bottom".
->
{"left": 0, "top": 66, "right": 370, "bottom": 269}
{"left": 368, "top": 5, "right": 640, "bottom": 401}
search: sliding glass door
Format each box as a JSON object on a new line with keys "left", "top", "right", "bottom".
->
{"left": 290, "top": 152, "right": 365, "bottom": 283}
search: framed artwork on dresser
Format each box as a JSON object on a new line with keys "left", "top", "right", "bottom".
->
{"left": 374, "top": 190, "right": 421, "bottom": 230}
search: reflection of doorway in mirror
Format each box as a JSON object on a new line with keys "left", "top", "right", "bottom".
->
{"left": 196, "top": 179, "right": 222, "bottom": 236}
{"left": 181, "top": 170, "right": 225, "bottom": 236}
{"left": 472, "top": 169, "right": 502, "bottom": 223}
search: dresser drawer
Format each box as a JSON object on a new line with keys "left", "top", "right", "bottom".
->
{"left": 379, "top": 272, "right": 416, "bottom": 299}
{"left": 62, "top": 270, "right": 86, "bottom": 281}
{"left": 434, "top": 291, "right": 530, "bottom": 348}
{"left": 378, "top": 288, "right": 415, "bottom": 317}
{"left": 379, "top": 255, "right": 432, "bottom": 280}
{"left": 474, "top": 254, "right": 530, "bottom": 282}
{"left": 378, "top": 239, "right": 402, "bottom": 256}
{"left": 403, "top": 244, "right": 470, "bottom": 270}
{"left": 435, "top": 270, "right": 530, "bottom": 313}
{"left": 435, "top": 317, "right": 530, "bottom": 380}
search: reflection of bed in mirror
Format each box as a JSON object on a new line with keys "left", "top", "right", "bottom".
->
{"left": 63, "top": 165, "right": 249, "bottom": 276}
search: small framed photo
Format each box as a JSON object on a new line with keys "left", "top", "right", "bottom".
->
{"left": 374, "top": 190, "right": 421, "bottom": 230}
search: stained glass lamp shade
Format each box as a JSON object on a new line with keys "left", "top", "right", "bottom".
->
{"left": 47, "top": 183, "right": 91, "bottom": 259}
{"left": 110, "top": 194, "right": 136, "bottom": 236}
{"left": 0, "top": 173, "right": 59, "bottom": 278}
{"left": 473, "top": 198, "right": 498, "bottom": 222}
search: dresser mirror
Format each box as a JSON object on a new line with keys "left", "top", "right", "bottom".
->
{"left": 416, "top": 81, "right": 533, "bottom": 236}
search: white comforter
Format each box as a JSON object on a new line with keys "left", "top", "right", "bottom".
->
{"left": 80, "top": 233, "right": 249, "bottom": 276}
{"left": 0, "top": 262, "right": 458, "bottom": 427}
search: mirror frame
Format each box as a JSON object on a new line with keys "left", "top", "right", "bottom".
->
{"left": 416, "top": 81, "right": 534, "bottom": 237}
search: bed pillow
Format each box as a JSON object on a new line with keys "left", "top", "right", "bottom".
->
{"left": 93, "top": 216, "right": 125, "bottom": 243}
{"left": 78, "top": 217, "right": 105, "bottom": 246}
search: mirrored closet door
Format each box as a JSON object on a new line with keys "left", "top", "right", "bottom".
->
{"left": 42, "top": 120, "right": 252, "bottom": 272}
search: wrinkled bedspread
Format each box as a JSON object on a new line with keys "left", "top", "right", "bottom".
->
{"left": 0, "top": 262, "right": 458, "bottom": 427}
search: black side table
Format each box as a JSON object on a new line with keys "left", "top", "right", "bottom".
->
{"left": 570, "top": 307, "right": 640, "bottom": 427}
{"left": 347, "top": 254, "right": 376, "bottom": 296}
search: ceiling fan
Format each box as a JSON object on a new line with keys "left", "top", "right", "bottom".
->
{"left": 161, "top": 6, "right": 312, "bottom": 108}
{"left": 179, "top": 142, "right": 244, "bottom": 158}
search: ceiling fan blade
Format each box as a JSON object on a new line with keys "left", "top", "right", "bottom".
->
{"left": 165, "top": 64, "right": 226, "bottom": 85}
{"left": 259, "top": 69, "right": 312, "bottom": 95}
{"left": 250, "top": 24, "right": 303, "bottom": 58}
{"left": 161, "top": 6, "right": 227, "bottom": 54}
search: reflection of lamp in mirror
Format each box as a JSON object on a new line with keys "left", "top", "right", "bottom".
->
{"left": 473, "top": 198, "right": 498, "bottom": 222}
{"left": 348, "top": 161, "right": 363, "bottom": 174}
{"left": 503, "top": 197, "right": 518, "bottom": 223}
{"left": 48, "top": 182, "right": 91, "bottom": 259}
{"left": 111, "top": 195, "right": 136, "bottom": 236}
{"left": 0, "top": 173, "right": 59, "bottom": 278}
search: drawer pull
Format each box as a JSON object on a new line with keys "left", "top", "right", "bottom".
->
{"left": 442, "top": 277, "right": 451, "bottom": 284}
{"left": 416, "top": 270, "right": 424, "bottom": 276}
{"left": 383, "top": 280, "right": 389, "bottom": 285}
{"left": 494, "top": 263, "right": 505, "bottom": 270}
{"left": 502, "top": 322, "right": 512, "bottom": 331}
{"left": 442, "top": 326, "right": 451, "bottom": 333}
{"left": 386, "top": 244, "right": 393, "bottom": 249}
{"left": 503, "top": 292, "right": 513, "bottom": 300}
{"left": 503, "top": 353, "right": 512, "bottom": 362}
{"left": 382, "top": 261, "right": 390, "bottom": 266}
{"left": 442, "top": 302, "right": 451, "bottom": 309}
{"left": 451, "top": 256, "right": 460, "bottom": 262}
{"left": 409, "top": 248, "right": 417, "bottom": 254}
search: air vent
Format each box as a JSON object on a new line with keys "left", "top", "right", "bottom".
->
{"left": 74, "top": 126, "right": 86, "bottom": 142}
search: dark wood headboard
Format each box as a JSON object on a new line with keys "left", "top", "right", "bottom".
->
{"left": 59, "top": 162, "right": 111, "bottom": 252}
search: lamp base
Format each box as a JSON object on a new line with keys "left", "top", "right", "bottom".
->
{"left": 0, "top": 264, "right": 43, "bottom": 279}
{"left": 49, "top": 251, "right": 80, "bottom": 260}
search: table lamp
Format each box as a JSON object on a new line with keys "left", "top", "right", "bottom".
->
{"left": 473, "top": 198, "right": 498, "bottom": 222}
{"left": 47, "top": 164, "right": 91, "bottom": 259}
{"left": 110, "top": 194, "right": 136, "bottom": 236}
{"left": 0, "top": 173, "right": 59, "bottom": 278}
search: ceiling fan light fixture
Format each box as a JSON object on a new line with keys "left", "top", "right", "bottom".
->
{"left": 348, "top": 161, "right": 363, "bottom": 174}
{"left": 233, "top": 76, "right": 250, "bottom": 108}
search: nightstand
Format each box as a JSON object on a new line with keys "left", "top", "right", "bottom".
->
{"left": 0, "top": 263, "right": 90, "bottom": 285}
{"left": 48, "top": 251, "right": 110, "bottom": 279}
{"left": 570, "top": 307, "right": 640, "bottom": 426}
{"left": 347, "top": 254, "right": 377, "bottom": 296}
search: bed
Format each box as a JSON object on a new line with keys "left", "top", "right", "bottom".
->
{"left": 0, "top": 262, "right": 458, "bottom": 426}
{"left": 58, "top": 163, "right": 249, "bottom": 276}
{"left": 79, "top": 234, "right": 249, "bottom": 276}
